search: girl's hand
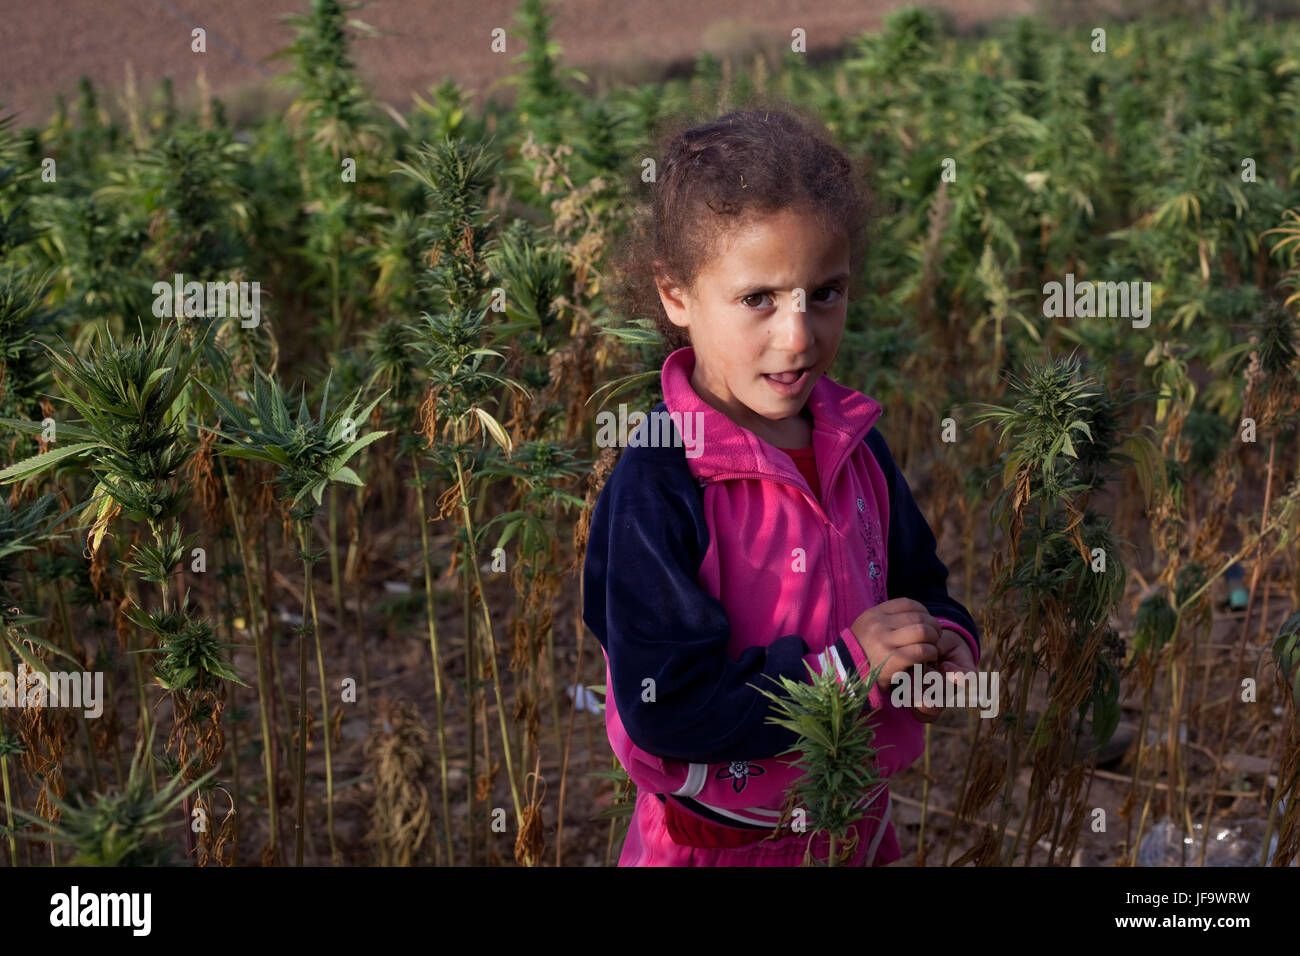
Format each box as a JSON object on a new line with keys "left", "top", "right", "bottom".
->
{"left": 848, "top": 598, "right": 941, "bottom": 691}
{"left": 912, "top": 629, "right": 977, "bottom": 723}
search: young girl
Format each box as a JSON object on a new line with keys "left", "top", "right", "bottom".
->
{"left": 583, "top": 106, "right": 980, "bottom": 866}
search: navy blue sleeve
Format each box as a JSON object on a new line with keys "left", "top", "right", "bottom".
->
{"left": 582, "top": 442, "right": 845, "bottom": 764}
{"left": 864, "top": 427, "right": 980, "bottom": 651}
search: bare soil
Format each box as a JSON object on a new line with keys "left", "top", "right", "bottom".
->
{"left": 2, "top": 0, "right": 1035, "bottom": 127}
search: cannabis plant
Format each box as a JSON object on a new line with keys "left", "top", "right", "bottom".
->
{"left": 415, "top": 304, "right": 530, "bottom": 856}
{"left": 0, "top": 265, "right": 59, "bottom": 426}
{"left": 955, "top": 354, "right": 1137, "bottom": 865}
{"left": 0, "top": 494, "right": 77, "bottom": 674}
{"left": 14, "top": 733, "right": 213, "bottom": 866}
{"left": 201, "top": 369, "right": 386, "bottom": 865}
{"left": 756, "top": 658, "right": 887, "bottom": 866}
{"left": 0, "top": 323, "right": 201, "bottom": 553}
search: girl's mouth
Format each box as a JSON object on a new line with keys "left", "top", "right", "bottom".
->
{"left": 763, "top": 367, "right": 812, "bottom": 396}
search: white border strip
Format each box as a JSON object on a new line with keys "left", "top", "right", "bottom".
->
{"left": 863, "top": 790, "right": 892, "bottom": 866}
{"left": 671, "top": 763, "right": 708, "bottom": 798}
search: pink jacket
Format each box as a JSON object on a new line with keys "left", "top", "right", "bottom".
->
{"left": 583, "top": 346, "right": 980, "bottom": 840}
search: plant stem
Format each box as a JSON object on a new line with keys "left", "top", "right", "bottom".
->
{"left": 943, "top": 709, "right": 982, "bottom": 866}
{"left": 294, "top": 523, "right": 311, "bottom": 866}
{"left": 1259, "top": 749, "right": 1296, "bottom": 865}
{"left": 127, "top": 593, "right": 158, "bottom": 795}
{"left": 219, "top": 537, "right": 241, "bottom": 863}
{"left": 454, "top": 454, "right": 523, "bottom": 828}
{"left": 1197, "top": 434, "right": 1276, "bottom": 864}
{"left": 347, "top": 479, "right": 373, "bottom": 720}
{"left": 1, "top": 753, "right": 15, "bottom": 866}
{"left": 414, "top": 474, "right": 455, "bottom": 866}
{"left": 1044, "top": 720, "right": 1085, "bottom": 865}
{"left": 327, "top": 483, "right": 346, "bottom": 649}
{"left": 302, "top": 522, "right": 339, "bottom": 865}
{"left": 993, "top": 507, "right": 1046, "bottom": 862}
{"left": 557, "top": 577, "right": 590, "bottom": 866}
{"left": 464, "top": 554, "right": 476, "bottom": 867}
{"left": 1124, "top": 665, "right": 1157, "bottom": 863}
{"left": 1130, "top": 637, "right": 1177, "bottom": 866}
{"left": 148, "top": 516, "right": 197, "bottom": 861}
{"left": 48, "top": 559, "right": 101, "bottom": 793}
{"left": 221, "top": 464, "right": 279, "bottom": 864}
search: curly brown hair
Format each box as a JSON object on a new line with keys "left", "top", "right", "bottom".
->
{"left": 605, "top": 96, "right": 876, "bottom": 360}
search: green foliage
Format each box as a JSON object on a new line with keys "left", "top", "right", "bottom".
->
{"left": 505, "top": 0, "right": 584, "bottom": 147}
{"left": 1255, "top": 299, "right": 1299, "bottom": 380}
{"left": 755, "top": 658, "right": 886, "bottom": 865}
{"left": 275, "top": 0, "right": 380, "bottom": 159}
{"left": 0, "top": 108, "right": 41, "bottom": 257}
{"left": 102, "top": 124, "right": 251, "bottom": 279}
{"left": 0, "top": 323, "right": 201, "bottom": 529}
{"left": 128, "top": 593, "right": 246, "bottom": 693}
{"left": 1271, "top": 611, "right": 1300, "bottom": 707}
{"left": 14, "top": 734, "right": 214, "bottom": 866}
{"left": 1133, "top": 591, "right": 1179, "bottom": 658}
{"left": 968, "top": 353, "right": 1099, "bottom": 506}
{"left": 27, "top": 192, "right": 152, "bottom": 343}
{"left": 123, "top": 522, "right": 191, "bottom": 584}
{"left": 201, "top": 369, "right": 387, "bottom": 509}
{"left": 393, "top": 137, "right": 500, "bottom": 310}
{"left": 480, "top": 440, "right": 589, "bottom": 557}
{"left": 4, "top": 0, "right": 1300, "bottom": 868}
{"left": 0, "top": 494, "right": 79, "bottom": 673}
{"left": 0, "top": 265, "right": 59, "bottom": 424}
{"left": 415, "top": 306, "right": 528, "bottom": 449}
{"left": 0, "top": 494, "right": 60, "bottom": 599}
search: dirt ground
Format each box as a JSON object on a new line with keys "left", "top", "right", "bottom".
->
{"left": 173, "top": 458, "right": 1291, "bottom": 868}
{"left": 2, "top": 0, "right": 1036, "bottom": 128}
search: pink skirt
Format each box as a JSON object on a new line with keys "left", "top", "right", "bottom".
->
{"left": 617, "top": 786, "right": 901, "bottom": 867}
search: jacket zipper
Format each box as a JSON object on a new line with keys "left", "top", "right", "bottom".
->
{"left": 691, "top": 443, "right": 883, "bottom": 823}
{"left": 697, "top": 428, "right": 873, "bottom": 657}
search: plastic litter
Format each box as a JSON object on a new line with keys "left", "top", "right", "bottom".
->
{"left": 566, "top": 684, "right": 604, "bottom": 714}
{"left": 1136, "top": 802, "right": 1296, "bottom": 866}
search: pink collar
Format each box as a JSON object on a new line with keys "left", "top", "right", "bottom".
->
{"left": 659, "top": 346, "right": 883, "bottom": 485}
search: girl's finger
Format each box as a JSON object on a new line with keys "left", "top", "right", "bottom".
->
{"left": 891, "top": 642, "right": 940, "bottom": 666}
{"left": 884, "top": 611, "right": 938, "bottom": 631}
{"left": 935, "top": 629, "right": 965, "bottom": 657}
{"left": 876, "top": 598, "right": 931, "bottom": 618}
{"left": 890, "top": 620, "right": 941, "bottom": 646}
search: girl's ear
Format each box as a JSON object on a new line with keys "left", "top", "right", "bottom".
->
{"left": 654, "top": 271, "right": 691, "bottom": 330}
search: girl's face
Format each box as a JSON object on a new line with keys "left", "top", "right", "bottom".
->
{"left": 655, "top": 204, "right": 850, "bottom": 449}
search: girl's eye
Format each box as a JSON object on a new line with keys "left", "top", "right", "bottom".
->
{"left": 742, "top": 287, "right": 844, "bottom": 309}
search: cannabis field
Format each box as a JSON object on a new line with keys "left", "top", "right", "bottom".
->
{"left": 0, "top": 0, "right": 1299, "bottom": 868}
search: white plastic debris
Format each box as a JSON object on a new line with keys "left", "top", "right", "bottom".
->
{"left": 1136, "top": 805, "right": 1297, "bottom": 866}
{"left": 566, "top": 684, "right": 604, "bottom": 714}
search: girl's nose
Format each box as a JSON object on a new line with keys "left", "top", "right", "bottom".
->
{"left": 774, "top": 299, "right": 815, "bottom": 353}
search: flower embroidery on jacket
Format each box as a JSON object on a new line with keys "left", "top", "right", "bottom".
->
{"left": 716, "top": 760, "right": 765, "bottom": 793}
{"left": 855, "top": 495, "right": 887, "bottom": 602}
